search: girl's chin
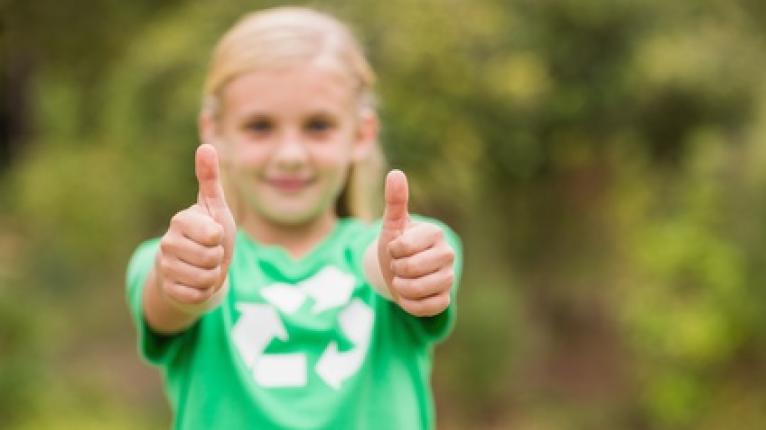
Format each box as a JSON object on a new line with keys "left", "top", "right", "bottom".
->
{"left": 250, "top": 202, "right": 331, "bottom": 226}
{"left": 262, "top": 212, "right": 330, "bottom": 228}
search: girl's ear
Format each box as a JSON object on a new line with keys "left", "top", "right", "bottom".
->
{"left": 353, "top": 108, "right": 379, "bottom": 162}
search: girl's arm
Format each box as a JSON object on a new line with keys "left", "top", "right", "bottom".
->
{"left": 363, "top": 171, "right": 455, "bottom": 317}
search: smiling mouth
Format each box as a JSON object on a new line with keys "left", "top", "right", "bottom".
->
{"left": 266, "top": 177, "right": 315, "bottom": 193}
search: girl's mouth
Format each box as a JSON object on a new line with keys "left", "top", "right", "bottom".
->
{"left": 266, "top": 177, "right": 315, "bottom": 193}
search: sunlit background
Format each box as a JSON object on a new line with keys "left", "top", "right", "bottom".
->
{"left": 3, "top": 0, "right": 766, "bottom": 428}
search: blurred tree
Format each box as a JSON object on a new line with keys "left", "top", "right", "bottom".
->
{"left": 2, "top": 0, "right": 766, "bottom": 429}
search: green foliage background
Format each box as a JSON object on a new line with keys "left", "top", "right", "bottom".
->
{"left": 2, "top": 0, "right": 766, "bottom": 428}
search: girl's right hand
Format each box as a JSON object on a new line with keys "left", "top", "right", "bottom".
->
{"left": 155, "top": 144, "right": 236, "bottom": 312}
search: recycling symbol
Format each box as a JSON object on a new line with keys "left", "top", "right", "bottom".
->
{"left": 231, "top": 266, "right": 374, "bottom": 390}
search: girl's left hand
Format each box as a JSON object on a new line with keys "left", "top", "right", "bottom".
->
{"left": 377, "top": 170, "right": 455, "bottom": 317}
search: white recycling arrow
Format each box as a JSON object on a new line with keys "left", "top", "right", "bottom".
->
{"left": 232, "top": 266, "right": 373, "bottom": 389}
{"left": 253, "top": 352, "right": 307, "bottom": 387}
{"left": 261, "top": 283, "right": 307, "bottom": 314}
{"left": 231, "top": 303, "right": 287, "bottom": 368}
{"left": 300, "top": 266, "right": 356, "bottom": 314}
{"left": 232, "top": 303, "right": 307, "bottom": 387}
{"left": 315, "top": 299, "right": 374, "bottom": 390}
{"left": 260, "top": 266, "right": 356, "bottom": 315}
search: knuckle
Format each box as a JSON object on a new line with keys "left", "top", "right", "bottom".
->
{"left": 390, "top": 260, "right": 399, "bottom": 274}
{"left": 397, "top": 237, "right": 413, "bottom": 253}
{"left": 387, "top": 241, "right": 400, "bottom": 256}
{"left": 395, "top": 259, "right": 411, "bottom": 276}
{"left": 165, "top": 282, "right": 189, "bottom": 303}
{"left": 202, "top": 267, "right": 221, "bottom": 286}
{"left": 441, "top": 247, "right": 455, "bottom": 263}
{"left": 403, "top": 300, "right": 425, "bottom": 317}
{"left": 209, "top": 223, "right": 224, "bottom": 241}
{"left": 416, "top": 302, "right": 433, "bottom": 317}
{"left": 398, "top": 278, "right": 424, "bottom": 298}
{"left": 170, "top": 211, "right": 187, "bottom": 228}
{"left": 205, "top": 245, "right": 225, "bottom": 267}
{"left": 159, "top": 236, "right": 172, "bottom": 254}
{"left": 443, "top": 269, "right": 455, "bottom": 286}
{"left": 185, "top": 287, "right": 213, "bottom": 305}
{"left": 167, "top": 282, "right": 209, "bottom": 305}
{"left": 409, "top": 281, "right": 427, "bottom": 298}
{"left": 169, "top": 213, "right": 180, "bottom": 227}
{"left": 423, "top": 297, "right": 448, "bottom": 317}
{"left": 158, "top": 257, "right": 173, "bottom": 275}
{"left": 440, "top": 293, "right": 451, "bottom": 309}
{"left": 405, "top": 294, "right": 450, "bottom": 317}
{"left": 196, "top": 247, "right": 216, "bottom": 268}
{"left": 160, "top": 231, "right": 179, "bottom": 252}
{"left": 202, "top": 220, "right": 224, "bottom": 244}
{"left": 212, "top": 266, "right": 223, "bottom": 284}
{"left": 392, "top": 277, "right": 408, "bottom": 293}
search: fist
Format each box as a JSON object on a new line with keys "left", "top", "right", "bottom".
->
{"left": 377, "top": 170, "right": 455, "bottom": 317}
{"left": 156, "top": 144, "right": 236, "bottom": 309}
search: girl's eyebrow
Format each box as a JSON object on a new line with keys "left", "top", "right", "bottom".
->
{"left": 305, "top": 110, "right": 337, "bottom": 118}
{"left": 240, "top": 110, "right": 271, "bottom": 119}
{"left": 233, "top": 107, "right": 347, "bottom": 123}
{"left": 305, "top": 106, "right": 347, "bottom": 118}
{"left": 235, "top": 111, "right": 274, "bottom": 124}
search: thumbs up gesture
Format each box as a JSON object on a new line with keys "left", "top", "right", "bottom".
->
{"left": 155, "top": 144, "right": 236, "bottom": 311}
{"left": 376, "top": 170, "right": 455, "bottom": 317}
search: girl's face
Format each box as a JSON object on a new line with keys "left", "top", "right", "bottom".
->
{"left": 205, "top": 63, "right": 375, "bottom": 228}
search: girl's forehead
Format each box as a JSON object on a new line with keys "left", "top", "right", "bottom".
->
{"left": 220, "top": 62, "right": 358, "bottom": 117}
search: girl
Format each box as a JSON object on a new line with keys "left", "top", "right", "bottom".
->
{"left": 126, "top": 6, "right": 462, "bottom": 429}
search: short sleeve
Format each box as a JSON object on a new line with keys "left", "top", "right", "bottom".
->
{"left": 126, "top": 239, "right": 196, "bottom": 367}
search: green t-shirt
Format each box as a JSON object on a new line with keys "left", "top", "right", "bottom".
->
{"left": 126, "top": 216, "right": 462, "bottom": 430}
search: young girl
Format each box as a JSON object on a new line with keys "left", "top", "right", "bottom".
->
{"left": 126, "top": 6, "right": 462, "bottom": 429}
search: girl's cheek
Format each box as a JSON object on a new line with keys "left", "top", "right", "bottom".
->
{"left": 235, "top": 139, "right": 272, "bottom": 158}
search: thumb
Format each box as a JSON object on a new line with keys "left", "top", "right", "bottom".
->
{"left": 378, "top": 170, "right": 409, "bottom": 299}
{"left": 195, "top": 143, "right": 229, "bottom": 217}
{"left": 381, "top": 169, "right": 409, "bottom": 236}
{"left": 195, "top": 143, "right": 236, "bottom": 281}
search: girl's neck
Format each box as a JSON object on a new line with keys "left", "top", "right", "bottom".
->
{"left": 240, "top": 210, "right": 338, "bottom": 259}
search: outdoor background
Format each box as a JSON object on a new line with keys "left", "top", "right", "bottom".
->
{"left": 2, "top": 0, "right": 766, "bottom": 428}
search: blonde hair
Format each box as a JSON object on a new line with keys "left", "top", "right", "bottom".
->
{"left": 201, "top": 6, "right": 384, "bottom": 221}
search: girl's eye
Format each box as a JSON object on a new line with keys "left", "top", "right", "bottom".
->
{"left": 246, "top": 118, "right": 273, "bottom": 134}
{"left": 305, "top": 118, "right": 335, "bottom": 134}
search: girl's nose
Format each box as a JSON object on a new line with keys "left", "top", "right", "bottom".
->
{"left": 273, "top": 131, "right": 308, "bottom": 168}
